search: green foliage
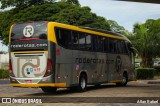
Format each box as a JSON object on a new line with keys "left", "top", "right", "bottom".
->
{"left": 65, "top": 0, "right": 80, "bottom": 6}
{"left": 0, "top": 69, "right": 9, "bottom": 79}
{"left": 107, "top": 20, "right": 125, "bottom": 33}
{"left": 128, "top": 19, "right": 160, "bottom": 67}
{"left": 0, "top": 2, "right": 125, "bottom": 45}
{"left": 153, "top": 66, "right": 160, "bottom": 72}
{"left": 0, "top": 0, "right": 80, "bottom": 9}
{"left": 136, "top": 68, "right": 155, "bottom": 79}
{"left": 0, "top": 0, "right": 54, "bottom": 9}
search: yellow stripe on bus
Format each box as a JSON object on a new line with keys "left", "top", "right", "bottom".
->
{"left": 48, "top": 22, "right": 126, "bottom": 43}
{"left": 11, "top": 83, "right": 67, "bottom": 88}
{"left": 109, "top": 80, "right": 122, "bottom": 83}
{"left": 9, "top": 24, "right": 14, "bottom": 43}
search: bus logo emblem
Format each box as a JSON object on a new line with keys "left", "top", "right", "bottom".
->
{"left": 23, "top": 25, "right": 34, "bottom": 37}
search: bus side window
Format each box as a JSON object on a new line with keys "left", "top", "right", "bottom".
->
{"left": 108, "top": 38, "right": 114, "bottom": 53}
{"left": 117, "top": 40, "right": 123, "bottom": 54}
{"left": 72, "top": 31, "right": 79, "bottom": 49}
{"left": 121, "top": 41, "right": 127, "bottom": 54}
{"left": 126, "top": 42, "right": 134, "bottom": 64}
{"left": 104, "top": 37, "right": 109, "bottom": 52}
{"left": 92, "top": 35, "right": 98, "bottom": 51}
{"left": 86, "top": 34, "right": 92, "bottom": 50}
{"left": 113, "top": 40, "right": 118, "bottom": 53}
{"left": 79, "top": 33, "right": 86, "bottom": 50}
{"left": 97, "top": 36, "right": 104, "bottom": 52}
{"left": 56, "top": 28, "right": 72, "bottom": 49}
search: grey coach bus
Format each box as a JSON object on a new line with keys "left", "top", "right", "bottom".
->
{"left": 9, "top": 21, "right": 136, "bottom": 92}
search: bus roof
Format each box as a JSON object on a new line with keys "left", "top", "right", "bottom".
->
{"left": 79, "top": 26, "right": 124, "bottom": 38}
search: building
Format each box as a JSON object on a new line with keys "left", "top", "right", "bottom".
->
{"left": 0, "top": 52, "right": 9, "bottom": 69}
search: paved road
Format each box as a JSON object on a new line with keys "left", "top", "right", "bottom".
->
{"left": 0, "top": 80, "right": 160, "bottom": 105}
{"left": 0, "top": 79, "right": 10, "bottom": 84}
{"left": 0, "top": 80, "right": 160, "bottom": 97}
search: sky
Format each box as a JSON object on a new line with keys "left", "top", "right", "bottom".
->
{"left": 79, "top": 0, "right": 160, "bottom": 31}
{"left": 1, "top": 0, "right": 160, "bottom": 52}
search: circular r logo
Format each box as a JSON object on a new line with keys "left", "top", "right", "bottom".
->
{"left": 23, "top": 25, "right": 34, "bottom": 37}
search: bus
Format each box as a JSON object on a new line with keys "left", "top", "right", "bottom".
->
{"left": 9, "top": 21, "right": 136, "bottom": 92}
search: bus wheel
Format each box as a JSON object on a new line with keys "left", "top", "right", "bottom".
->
{"left": 78, "top": 74, "right": 87, "bottom": 92}
{"left": 116, "top": 73, "right": 128, "bottom": 86}
{"left": 41, "top": 87, "right": 57, "bottom": 93}
{"left": 94, "top": 84, "right": 101, "bottom": 88}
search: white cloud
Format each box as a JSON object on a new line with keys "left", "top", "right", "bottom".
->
{"left": 79, "top": 0, "right": 160, "bottom": 31}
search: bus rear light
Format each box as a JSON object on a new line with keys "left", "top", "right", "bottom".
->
{"left": 44, "top": 58, "right": 53, "bottom": 77}
{"left": 47, "top": 59, "right": 52, "bottom": 70}
{"left": 9, "top": 59, "right": 15, "bottom": 77}
{"left": 9, "top": 59, "right": 12, "bottom": 71}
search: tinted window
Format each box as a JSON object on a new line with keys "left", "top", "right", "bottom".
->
{"left": 117, "top": 40, "right": 122, "bottom": 53}
{"left": 92, "top": 35, "right": 97, "bottom": 51}
{"left": 108, "top": 38, "right": 115, "bottom": 53}
{"left": 104, "top": 37, "right": 108, "bottom": 52}
{"left": 97, "top": 36, "right": 104, "bottom": 52}
{"left": 72, "top": 31, "right": 79, "bottom": 49}
{"left": 11, "top": 22, "right": 47, "bottom": 41}
{"left": 121, "top": 41, "right": 127, "bottom": 54}
{"left": 86, "top": 34, "right": 92, "bottom": 50}
{"left": 79, "top": 33, "right": 86, "bottom": 50}
{"left": 56, "top": 28, "right": 72, "bottom": 48}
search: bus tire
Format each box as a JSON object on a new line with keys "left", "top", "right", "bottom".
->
{"left": 41, "top": 87, "right": 57, "bottom": 93}
{"left": 116, "top": 72, "right": 128, "bottom": 86}
{"left": 94, "top": 84, "right": 101, "bottom": 87}
{"left": 78, "top": 74, "right": 87, "bottom": 92}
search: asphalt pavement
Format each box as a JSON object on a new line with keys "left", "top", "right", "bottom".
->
{"left": 0, "top": 79, "right": 10, "bottom": 84}
{"left": 0, "top": 79, "right": 160, "bottom": 85}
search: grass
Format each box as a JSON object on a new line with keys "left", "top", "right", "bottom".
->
{"left": 154, "top": 76, "right": 160, "bottom": 79}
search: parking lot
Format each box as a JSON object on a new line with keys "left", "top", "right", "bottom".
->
{"left": 0, "top": 80, "right": 160, "bottom": 97}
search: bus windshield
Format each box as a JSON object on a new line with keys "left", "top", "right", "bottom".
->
{"left": 11, "top": 21, "right": 48, "bottom": 41}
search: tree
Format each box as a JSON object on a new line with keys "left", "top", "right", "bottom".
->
{"left": 129, "top": 19, "right": 160, "bottom": 67}
{"left": 48, "top": 6, "right": 110, "bottom": 30}
{"left": 107, "top": 20, "right": 125, "bottom": 33}
{"left": 0, "top": 0, "right": 80, "bottom": 9}
{"left": 0, "top": 0, "right": 54, "bottom": 9}
{"left": 60, "top": 0, "right": 80, "bottom": 5}
{"left": 0, "top": 2, "right": 125, "bottom": 45}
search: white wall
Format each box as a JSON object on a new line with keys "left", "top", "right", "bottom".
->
{"left": 0, "top": 53, "right": 9, "bottom": 69}
{"left": 0, "top": 53, "right": 9, "bottom": 63}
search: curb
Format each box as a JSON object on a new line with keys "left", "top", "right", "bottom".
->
{"left": 148, "top": 81, "right": 160, "bottom": 84}
{"left": 136, "top": 79, "right": 160, "bottom": 84}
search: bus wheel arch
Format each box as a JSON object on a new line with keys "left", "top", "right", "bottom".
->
{"left": 116, "top": 71, "right": 128, "bottom": 86}
{"left": 122, "top": 71, "right": 128, "bottom": 85}
{"left": 78, "top": 71, "right": 88, "bottom": 92}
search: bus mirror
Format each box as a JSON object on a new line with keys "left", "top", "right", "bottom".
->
{"left": 130, "top": 47, "right": 139, "bottom": 57}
